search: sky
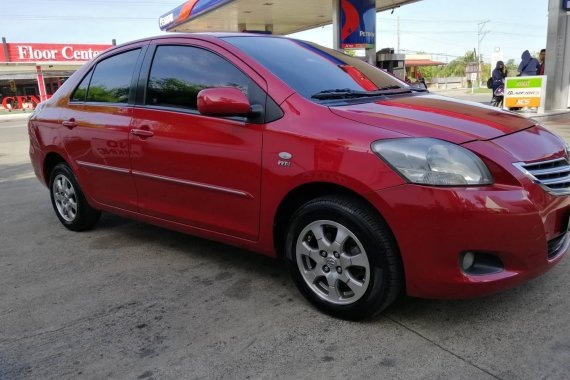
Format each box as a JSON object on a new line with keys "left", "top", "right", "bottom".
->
{"left": 0, "top": 0, "right": 549, "bottom": 64}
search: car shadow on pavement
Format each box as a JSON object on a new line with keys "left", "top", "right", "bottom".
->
{"left": 96, "top": 212, "right": 288, "bottom": 281}
{"left": 0, "top": 162, "right": 35, "bottom": 183}
{"left": 94, "top": 212, "right": 550, "bottom": 325}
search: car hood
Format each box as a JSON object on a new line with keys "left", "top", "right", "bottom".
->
{"left": 329, "top": 94, "right": 536, "bottom": 144}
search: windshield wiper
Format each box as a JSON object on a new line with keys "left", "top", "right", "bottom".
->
{"left": 310, "top": 88, "right": 367, "bottom": 99}
{"left": 311, "top": 86, "right": 410, "bottom": 100}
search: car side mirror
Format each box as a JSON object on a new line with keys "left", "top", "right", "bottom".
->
{"left": 197, "top": 87, "right": 252, "bottom": 116}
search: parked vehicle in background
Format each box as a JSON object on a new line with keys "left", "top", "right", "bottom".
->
{"left": 28, "top": 34, "right": 569, "bottom": 320}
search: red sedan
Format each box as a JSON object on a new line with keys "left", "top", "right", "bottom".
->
{"left": 28, "top": 34, "right": 568, "bottom": 319}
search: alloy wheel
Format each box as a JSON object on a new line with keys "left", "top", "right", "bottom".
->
{"left": 52, "top": 174, "right": 78, "bottom": 222}
{"left": 295, "top": 220, "right": 371, "bottom": 305}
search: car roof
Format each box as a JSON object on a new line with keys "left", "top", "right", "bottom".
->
{"left": 109, "top": 32, "right": 283, "bottom": 52}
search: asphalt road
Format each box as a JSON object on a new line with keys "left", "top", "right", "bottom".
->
{"left": 1, "top": 115, "right": 569, "bottom": 380}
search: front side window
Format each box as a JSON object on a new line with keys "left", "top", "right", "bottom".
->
{"left": 146, "top": 45, "right": 249, "bottom": 110}
{"left": 86, "top": 49, "right": 140, "bottom": 104}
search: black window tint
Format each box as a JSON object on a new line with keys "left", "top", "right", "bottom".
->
{"left": 70, "top": 70, "right": 92, "bottom": 102}
{"left": 223, "top": 37, "right": 404, "bottom": 100}
{"left": 86, "top": 49, "right": 140, "bottom": 104}
{"left": 224, "top": 37, "right": 363, "bottom": 99}
{"left": 146, "top": 45, "right": 249, "bottom": 110}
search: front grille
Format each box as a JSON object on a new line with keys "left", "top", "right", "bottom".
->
{"left": 547, "top": 232, "right": 568, "bottom": 259}
{"left": 514, "top": 157, "right": 570, "bottom": 196}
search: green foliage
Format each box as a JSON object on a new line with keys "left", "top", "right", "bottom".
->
{"left": 418, "top": 65, "right": 439, "bottom": 80}
{"left": 146, "top": 77, "right": 247, "bottom": 109}
{"left": 148, "top": 77, "right": 207, "bottom": 108}
{"left": 505, "top": 59, "right": 518, "bottom": 77}
{"left": 87, "top": 85, "right": 129, "bottom": 103}
{"left": 443, "top": 50, "right": 478, "bottom": 77}
{"left": 481, "top": 63, "right": 491, "bottom": 80}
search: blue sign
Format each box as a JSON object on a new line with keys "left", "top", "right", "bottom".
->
{"left": 340, "top": 0, "right": 376, "bottom": 49}
{"left": 159, "top": 0, "right": 235, "bottom": 31}
{"left": 564, "top": 0, "right": 570, "bottom": 11}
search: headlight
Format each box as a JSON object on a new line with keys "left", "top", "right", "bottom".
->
{"left": 371, "top": 138, "right": 493, "bottom": 186}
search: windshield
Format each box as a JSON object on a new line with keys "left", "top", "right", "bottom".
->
{"left": 223, "top": 36, "right": 409, "bottom": 101}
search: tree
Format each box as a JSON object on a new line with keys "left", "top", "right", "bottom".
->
{"left": 505, "top": 59, "right": 518, "bottom": 77}
{"left": 440, "top": 50, "right": 478, "bottom": 77}
{"left": 418, "top": 65, "right": 439, "bottom": 80}
{"left": 481, "top": 63, "right": 491, "bottom": 81}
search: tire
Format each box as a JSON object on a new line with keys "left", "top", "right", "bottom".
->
{"left": 285, "top": 195, "right": 404, "bottom": 320}
{"left": 49, "top": 162, "right": 101, "bottom": 231}
{"left": 491, "top": 97, "right": 503, "bottom": 108}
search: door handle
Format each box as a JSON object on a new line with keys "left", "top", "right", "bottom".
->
{"left": 131, "top": 129, "right": 154, "bottom": 138}
{"left": 62, "top": 119, "right": 77, "bottom": 129}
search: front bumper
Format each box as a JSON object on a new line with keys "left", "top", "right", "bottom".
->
{"left": 367, "top": 124, "right": 570, "bottom": 299}
{"left": 370, "top": 183, "right": 568, "bottom": 299}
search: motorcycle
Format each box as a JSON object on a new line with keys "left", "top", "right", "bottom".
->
{"left": 491, "top": 85, "right": 504, "bottom": 108}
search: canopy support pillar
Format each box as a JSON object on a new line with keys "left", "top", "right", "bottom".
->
{"left": 332, "top": 0, "right": 340, "bottom": 50}
{"left": 545, "top": 0, "right": 570, "bottom": 110}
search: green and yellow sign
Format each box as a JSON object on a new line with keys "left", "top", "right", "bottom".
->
{"left": 504, "top": 76, "right": 546, "bottom": 111}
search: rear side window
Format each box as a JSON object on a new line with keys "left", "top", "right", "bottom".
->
{"left": 86, "top": 49, "right": 141, "bottom": 104}
{"left": 70, "top": 70, "right": 92, "bottom": 102}
{"left": 146, "top": 45, "right": 249, "bottom": 110}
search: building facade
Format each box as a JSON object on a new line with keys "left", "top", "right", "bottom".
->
{"left": 0, "top": 39, "right": 112, "bottom": 110}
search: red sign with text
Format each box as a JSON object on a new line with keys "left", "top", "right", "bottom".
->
{"left": 0, "top": 43, "right": 112, "bottom": 63}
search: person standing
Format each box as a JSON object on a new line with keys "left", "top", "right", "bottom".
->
{"left": 518, "top": 50, "right": 539, "bottom": 76}
{"left": 416, "top": 72, "right": 427, "bottom": 89}
{"left": 537, "top": 49, "right": 546, "bottom": 75}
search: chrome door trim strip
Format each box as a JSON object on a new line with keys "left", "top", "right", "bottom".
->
{"left": 76, "top": 161, "right": 131, "bottom": 174}
{"left": 132, "top": 170, "right": 254, "bottom": 199}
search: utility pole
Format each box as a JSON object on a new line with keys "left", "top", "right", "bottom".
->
{"left": 477, "top": 20, "right": 490, "bottom": 88}
{"left": 397, "top": 16, "right": 400, "bottom": 54}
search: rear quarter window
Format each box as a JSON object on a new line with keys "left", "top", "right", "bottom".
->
{"left": 70, "top": 70, "right": 92, "bottom": 102}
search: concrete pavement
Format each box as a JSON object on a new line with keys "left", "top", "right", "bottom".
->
{"left": 542, "top": 118, "right": 570, "bottom": 142}
{"left": 430, "top": 88, "right": 494, "bottom": 105}
{"left": 1, "top": 118, "right": 569, "bottom": 379}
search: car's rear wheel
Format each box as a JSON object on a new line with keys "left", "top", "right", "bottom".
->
{"left": 49, "top": 163, "right": 100, "bottom": 231}
{"left": 285, "top": 195, "right": 403, "bottom": 320}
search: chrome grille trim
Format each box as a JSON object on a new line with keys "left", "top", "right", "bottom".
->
{"left": 530, "top": 166, "right": 570, "bottom": 176}
{"left": 513, "top": 157, "right": 570, "bottom": 196}
{"left": 541, "top": 175, "right": 570, "bottom": 186}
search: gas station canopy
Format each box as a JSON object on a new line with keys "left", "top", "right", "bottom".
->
{"left": 159, "top": 0, "right": 420, "bottom": 34}
{"left": 158, "top": 0, "right": 569, "bottom": 112}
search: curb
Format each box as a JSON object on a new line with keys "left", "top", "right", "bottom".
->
{"left": 529, "top": 111, "right": 570, "bottom": 123}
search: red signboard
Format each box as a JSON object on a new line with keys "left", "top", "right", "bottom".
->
{"left": 0, "top": 43, "right": 112, "bottom": 63}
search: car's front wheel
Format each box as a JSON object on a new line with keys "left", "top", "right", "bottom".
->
{"left": 286, "top": 195, "right": 403, "bottom": 320}
{"left": 49, "top": 163, "right": 101, "bottom": 231}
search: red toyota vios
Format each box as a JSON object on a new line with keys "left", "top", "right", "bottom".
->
{"left": 29, "top": 34, "right": 568, "bottom": 319}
